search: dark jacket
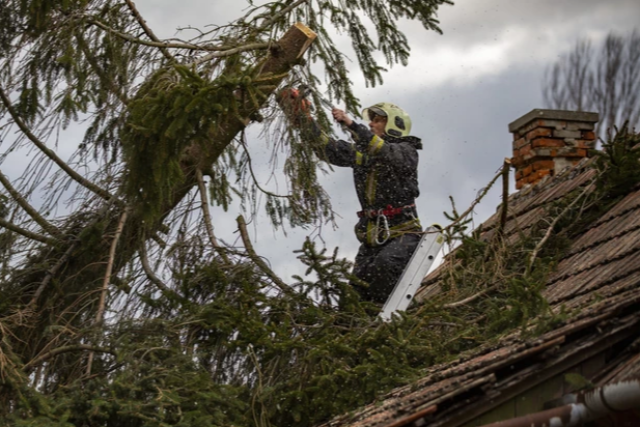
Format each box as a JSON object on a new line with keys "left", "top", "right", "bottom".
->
{"left": 314, "top": 121, "right": 423, "bottom": 246}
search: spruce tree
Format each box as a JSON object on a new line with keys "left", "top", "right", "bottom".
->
{"left": 0, "top": 1, "right": 454, "bottom": 425}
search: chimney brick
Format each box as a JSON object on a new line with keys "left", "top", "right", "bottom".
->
{"left": 509, "top": 109, "right": 599, "bottom": 189}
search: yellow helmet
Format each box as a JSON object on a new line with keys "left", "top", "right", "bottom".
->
{"left": 362, "top": 102, "right": 412, "bottom": 137}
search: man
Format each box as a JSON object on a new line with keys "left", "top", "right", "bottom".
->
{"left": 281, "top": 91, "right": 423, "bottom": 304}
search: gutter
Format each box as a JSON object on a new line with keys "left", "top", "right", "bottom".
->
{"left": 478, "top": 377, "right": 640, "bottom": 427}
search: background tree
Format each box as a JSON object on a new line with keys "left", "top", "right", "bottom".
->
{"left": 0, "top": 0, "right": 455, "bottom": 425}
{"left": 542, "top": 29, "right": 640, "bottom": 137}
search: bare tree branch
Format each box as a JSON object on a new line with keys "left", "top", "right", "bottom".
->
{"left": 441, "top": 166, "right": 504, "bottom": 234}
{"left": 139, "top": 242, "right": 177, "bottom": 298}
{"left": 87, "top": 18, "right": 270, "bottom": 57}
{"left": 95, "top": 208, "right": 129, "bottom": 326}
{"left": 195, "top": 169, "right": 231, "bottom": 264}
{"left": 124, "top": 0, "right": 175, "bottom": 63}
{"left": 543, "top": 30, "right": 640, "bottom": 137}
{"left": 236, "top": 214, "right": 293, "bottom": 296}
{"left": 443, "top": 283, "right": 500, "bottom": 308}
{"left": 87, "top": 207, "right": 129, "bottom": 375}
{"left": 0, "top": 218, "right": 57, "bottom": 245}
{"left": 191, "top": 41, "right": 273, "bottom": 65}
{"left": 527, "top": 179, "right": 595, "bottom": 271}
{"left": 0, "top": 86, "right": 119, "bottom": 204}
{"left": 0, "top": 169, "right": 61, "bottom": 238}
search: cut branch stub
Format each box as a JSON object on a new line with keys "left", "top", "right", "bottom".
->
{"left": 261, "top": 23, "right": 317, "bottom": 74}
{"left": 198, "top": 22, "right": 316, "bottom": 169}
{"left": 167, "top": 23, "right": 317, "bottom": 213}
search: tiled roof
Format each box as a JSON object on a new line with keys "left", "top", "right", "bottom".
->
{"left": 319, "top": 158, "right": 640, "bottom": 427}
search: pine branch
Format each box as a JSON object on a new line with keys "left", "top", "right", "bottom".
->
{"left": 443, "top": 283, "right": 500, "bottom": 309}
{"left": 87, "top": 18, "right": 269, "bottom": 56}
{"left": 127, "top": 22, "right": 316, "bottom": 220}
{"left": 0, "top": 86, "right": 120, "bottom": 204}
{"left": 239, "top": 138, "right": 292, "bottom": 199}
{"left": 75, "top": 32, "right": 129, "bottom": 105}
{"left": 139, "top": 242, "right": 178, "bottom": 298}
{"left": 191, "top": 42, "right": 273, "bottom": 65}
{"left": 87, "top": 207, "right": 129, "bottom": 375}
{"left": 196, "top": 169, "right": 231, "bottom": 264}
{"left": 0, "top": 170, "right": 61, "bottom": 238}
{"left": 253, "top": 0, "right": 310, "bottom": 32}
{"left": 236, "top": 214, "right": 293, "bottom": 295}
{"left": 0, "top": 218, "right": 57, "bottom": 245}
{"left": 527, "top": 179, "right": 595, "bottom": 271}
{"left": 29, "top": 240, "right": 79, "bottom": 307}
{"left": 124, "top": 0, "right": 175, "bottom": 63}
{"left": 25, "top": 345, "right": 115, "bottom": 370}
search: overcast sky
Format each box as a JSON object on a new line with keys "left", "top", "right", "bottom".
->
{"left": 126, "top": 0, "right": 640, "bottom": 281}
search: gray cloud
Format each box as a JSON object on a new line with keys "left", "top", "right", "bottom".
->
{"left": 220, "top": 0, "right": 639, "bottom": 281}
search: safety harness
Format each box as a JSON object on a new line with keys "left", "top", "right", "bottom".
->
{"left": 356, "top": 204, "right": 420, "bottom": 246}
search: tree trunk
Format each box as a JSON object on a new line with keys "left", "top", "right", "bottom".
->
{"left": 15, "top": 23, "right": 316, "bottom": 368}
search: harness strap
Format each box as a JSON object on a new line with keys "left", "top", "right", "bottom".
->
{"left": 357, "top": 203, "right": 416, "bottom": 219}
{"left": 355, "top": 217, "right": 422, "bottom": 247}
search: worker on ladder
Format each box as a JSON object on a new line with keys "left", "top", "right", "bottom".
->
{"left": 279, "top": 89, "right": 424, "bottom": 305}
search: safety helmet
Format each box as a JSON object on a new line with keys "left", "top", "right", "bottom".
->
{"left": 362, "top": 102, "right": 412, "bottom": 137}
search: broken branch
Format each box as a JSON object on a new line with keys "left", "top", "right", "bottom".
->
{"left": 442, "top": 167, "right": 504, "bottom": 233}
{"left": 497, "top": 157, "right": 511, "bottom": 238}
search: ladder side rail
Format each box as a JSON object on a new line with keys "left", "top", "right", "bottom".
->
{"left": 379, "top": 227, "right": 444, "bottom": 321}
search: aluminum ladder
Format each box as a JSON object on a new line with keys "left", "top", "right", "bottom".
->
{"left": 379, "top": 225, "right": 444, "bottom": 321}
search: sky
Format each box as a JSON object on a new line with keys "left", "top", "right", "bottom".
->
{"left": 3, "top": 0, "right": 639, "bottom": 285}
{"left": 124, "top": 0, "right": 640, "bottom": 282}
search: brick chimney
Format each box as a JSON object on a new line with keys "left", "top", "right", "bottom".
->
{"left": 509, "top": 109, "right": 599, "bottom": 189}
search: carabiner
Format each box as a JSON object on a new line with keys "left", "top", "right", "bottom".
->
{"left": 375, "top": 214, "right": 391, "bottom": 246}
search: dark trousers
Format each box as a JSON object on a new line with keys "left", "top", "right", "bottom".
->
{"left": 352, "top": 233, "right": 422, "bottom": 304}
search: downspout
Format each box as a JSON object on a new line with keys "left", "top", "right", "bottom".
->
{"left": 478, "top": 377, "right": 640, "bottom": 427}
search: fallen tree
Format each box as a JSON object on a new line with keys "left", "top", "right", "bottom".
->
{"left": 0, "top": 1, "right": 456, "bottom": 425}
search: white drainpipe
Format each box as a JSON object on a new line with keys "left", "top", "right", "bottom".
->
{"left": 478, "top": 377, "right": 640, "bottom": 427}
